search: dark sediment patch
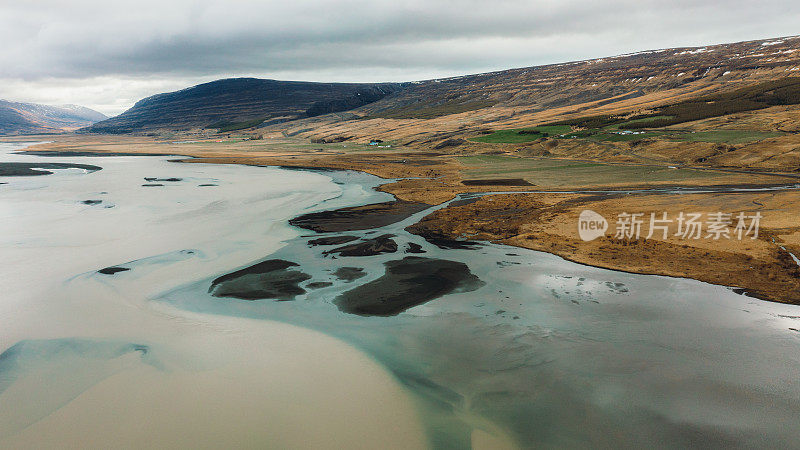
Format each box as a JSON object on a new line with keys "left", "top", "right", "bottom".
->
{"left": 144, "top": 177, "right": 182, "bottom": 182}
{"left": 0, "top": 162, "right": 102, "bottom": 177}
{"left": 461, "top": 178, "right": 534, "bottom": 186}
{"left": 209, "top": 259, "right": 311, "bottom": 301}
{"left": 141, "top": 183, "right": 164, "bottom": 187}
{"left": 98, "top": 266, "right": 130, "bottom": 275}
{"left": 276, "top": 165, "right": 339, "bottom": 172}
{"left": 289, "top": 200, "right": 431, "bottom": 233}
{"left": 333, "top": 267, "right": 366, "bottom": 282}
{"left": 448, "top": 197, "right": 480, "bottom": 207}
{"left": 334, "top": 256, "right": 485, "bottom": 316}
{"left": 308, "top": 235, "right": 359, "bottom": 246}
{"left": 324, "top": 234, "right": 397, "bottom": 257}
{"left": 16, "top": 150, "right": 171, "bottom": 157}
{"left": 409, "top": 230, "right": 482, "bottom": 250}
{"left": 81, "top": 200, "right": 103, "bottom": 205}
{"left": 405, "top": 242, "right": 426, "bottom": 254}
{"left": 306, "top": 281, "right": 334, "bottom": 289}
{"left": 496, "top": 261, "right": 521, "bottom": 267}
{"left": 604, "top": 281, "right": 629, "bottom": 293}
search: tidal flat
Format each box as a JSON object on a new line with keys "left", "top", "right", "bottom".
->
{"left": 2, "top": 141, "right": 800, "bottom": 448}
{"left": 0, "top": 161, "right": 101, "bottom": 176}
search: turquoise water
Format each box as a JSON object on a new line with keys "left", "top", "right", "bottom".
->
{"left": 163, "top": 170, "right": 800, "bottom": 448}
{"left": 2, "top": 142, "right": 800, "bottom": 448}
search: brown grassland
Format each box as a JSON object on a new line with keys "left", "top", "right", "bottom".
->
{"left": 7, "top": 36, "right": 800, "bottom": 303}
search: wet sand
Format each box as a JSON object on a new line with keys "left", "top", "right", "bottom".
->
{"left": 6, "top": 139, "right": 800, "bottom": 448}
{"left": 334, "top": 256, "right": 485, "bottom": 316}
{"left": 308, "top": 235, "right": 359, "bottom": 246}
{"left": 290, "top": 200, "right": 431, "bottom": 232}
{"left": 0, "top": 324, "right": 430, "bottom": 450}
{"left": 0, "top": 162, "right": 101, "bottom": 176}
{"left": 332, "top": 266, "right": 367, "bottom": 282}
{"left": 411, "top": 229, "right": 482, "bottom": 250}
{"left": 144, "top": 177, "right": 183, "bottom": 182}
{"left": 405, "top": 242, "right": 426, "bottom": 254}
{"left": 16, "top": 150, "right": 173, "bottom": 157}
{"left": 209, "top": 259, "right": 312, "bottom": 301}
{"left": 0, "top": 144, "right": 430, "bottom": 449}
{"left": 323, "top": 234, "right": 398, "bottom": 257}
{"left": 97, "top": 266, "right": 130, "bottom": 275}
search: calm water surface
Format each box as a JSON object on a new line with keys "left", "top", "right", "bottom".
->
{"left": 1, "top": 142, "right": 799, "bottom": 449}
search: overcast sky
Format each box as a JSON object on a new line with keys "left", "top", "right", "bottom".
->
{"left": 2, "top": 0, "right": 799, "bottom": 116}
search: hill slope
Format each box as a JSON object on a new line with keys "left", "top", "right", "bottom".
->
{"left": 85, "top": 78, "right": 403, "bottom": 133}
{"left": 85, "top": 36, "right": 800, "bottom": 141}
{"left": 0, "top": 101, "right": 106, "bottom": 135}
{"left": 276, "top": 35, "right": 800, "bottom": 146}
{"left": 82, "top": 35, "right": 800, "bottom": 146}
{"left": 363, "top": 36, "right": 800, "bottom": 119}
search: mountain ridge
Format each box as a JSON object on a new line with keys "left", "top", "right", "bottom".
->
{"left": 85, "top": 78, "right": 404, "bottom": 133}
{"left": 0, "top": 100, "right": 106, "bottom": 135}
{"left": 82, "top": 34, "right": 800, "bottom": 140}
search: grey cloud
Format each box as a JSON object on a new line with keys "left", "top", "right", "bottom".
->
{"left": 1, "top": 0, "right": 799, "bottom": 115}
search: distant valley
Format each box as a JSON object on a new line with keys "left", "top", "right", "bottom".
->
{"left": 7, "top": 35, "right": 800, "bottom": 143}
{"left": 0, "top": 100, "right": 106, "bottom": 135}
{"left": 80, "top": 35, "right": 800, "bottom": 147}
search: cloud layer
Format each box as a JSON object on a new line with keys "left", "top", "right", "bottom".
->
{"left": 3, "top": 0, "right": 799, "bottom": 115}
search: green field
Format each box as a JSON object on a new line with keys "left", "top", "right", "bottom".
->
{"left": 580, "top": 131, "right": 666, "bottom": 142}
{"left": 468, "top": 78, "right": 800, "bottom": 145}
{"left": 666, "top": 130, "right": 784, "bottom": 144}
{"left": 472, "top": 123, "right": 668, "bottom": 144}
{"left": 456, "top": 155, "right": 721, "bottom": 187}
{"left": 472, "top": 123, "right": 783, "bottom": 145}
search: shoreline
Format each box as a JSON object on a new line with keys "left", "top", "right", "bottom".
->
{"left": 252, "top": 160, "right": 800, "bottom": 305}
{"left": 0, "top": 142, "right": 433, "bottom": 449}
{"left": 15, "top": 137, "right": 800, "bottom": 305}
{"left": 6, "top": 138, "right": 800, "bottom": 447}
{"left": 260, "top": 162, "right": 800, "bottom": 306}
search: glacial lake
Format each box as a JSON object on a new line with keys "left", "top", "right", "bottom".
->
{"left": 1, "top": 142, "right": 799, "bottom": 449}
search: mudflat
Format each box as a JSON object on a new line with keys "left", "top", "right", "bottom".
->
{"left": 334, "top": 256, "right": 485, "bottom": 316}
{"left": 13, "top": 134, "right": 800, "bottom": 304}
{"left": 209, "top": 259, "right": 312, "bottom": 301}
{"left": 289, "top": 200, "right": 430, "bottom": 233}
{"left": 0, "top": 162, "right": 101, "bottom": 176}
{"left": 323, "top": 234, "right": 398, "bottom": 257}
